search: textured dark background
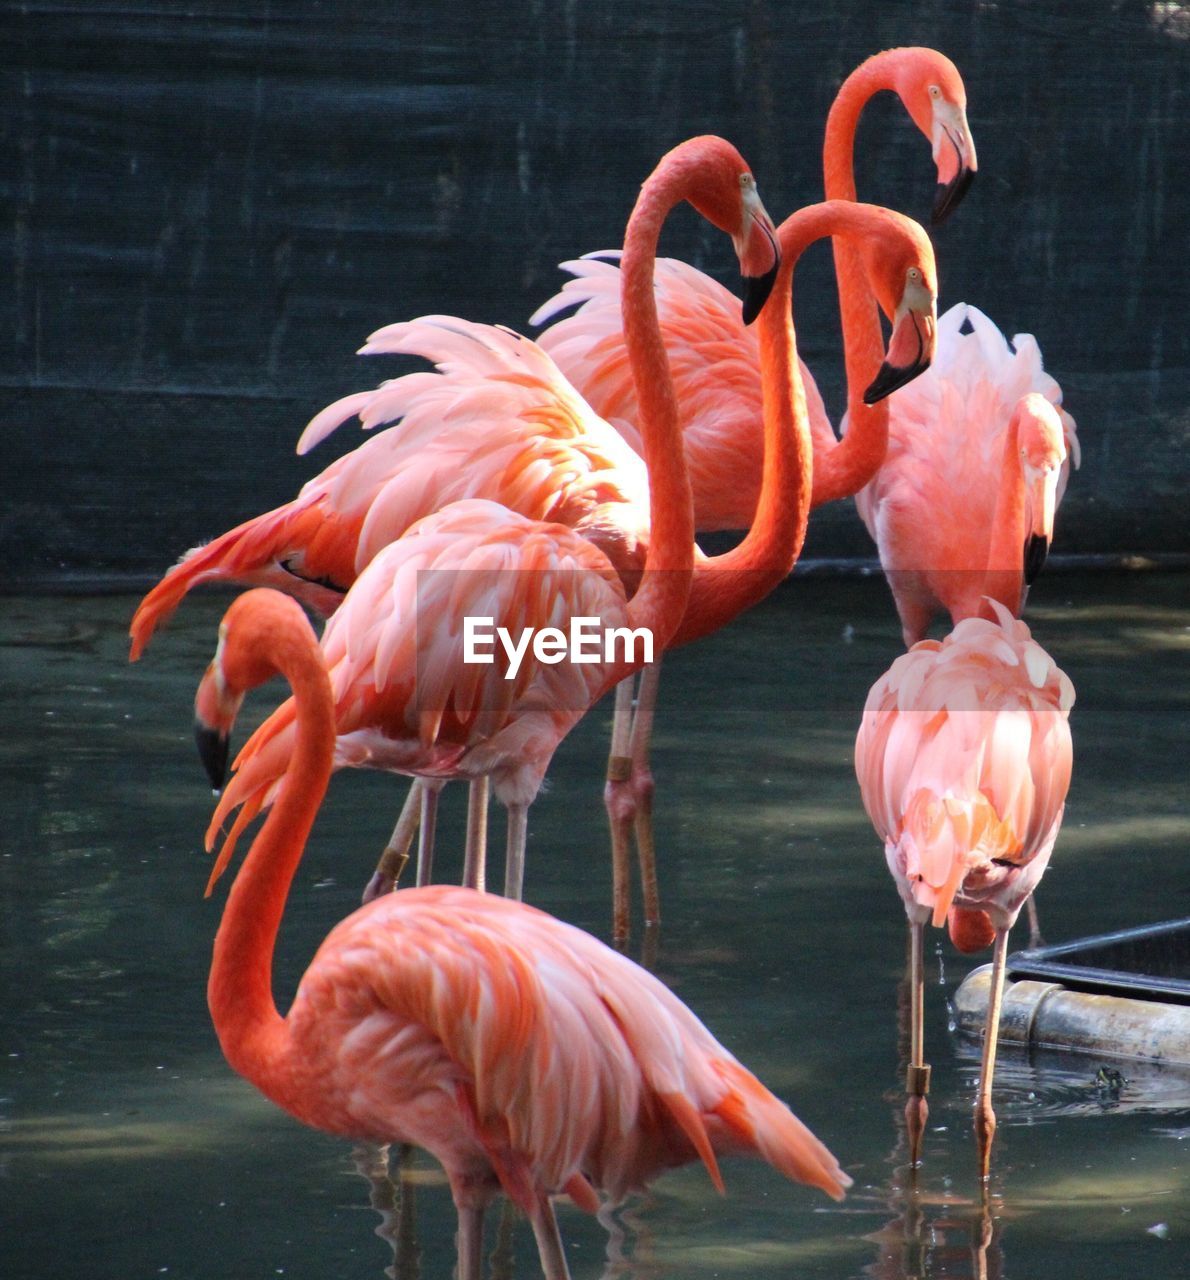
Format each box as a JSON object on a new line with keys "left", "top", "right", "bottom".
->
{"left": 4, "top": 0, "right": 1188, "bottom": 585}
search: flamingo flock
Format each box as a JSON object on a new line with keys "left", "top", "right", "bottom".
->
{"left": 130, "top": 46, "right": 1083, "bottom": 1280}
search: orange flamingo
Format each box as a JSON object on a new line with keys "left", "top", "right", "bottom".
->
{"left": 193, "top": 589, "right": 852, "bottom": 1280}
{"left": 209, "top": 201, "right": 936, "bottom": 939}
{"left": 531, "top": 47, "right": 973, "bottom": 893}
{"left": 855, "top": 305, "right": 1080, "bottom": 647}
{"left": 853, "top": 603, "right": 1074, "bottom": 1176}
{"left": 530, "top": 47, "right": 975, "bottom": 528}
{"left": 201, "top": 135, "right": 780, "bottom": 904}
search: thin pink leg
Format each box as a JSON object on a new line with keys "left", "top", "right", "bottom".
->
{"left": 528, "top": 1195, "right": 572, "bottom": 1280}
{"left": 604, "top": 677, "right": 636, "bottom": 944}
{"left": 975, "top": 927, "right": 1011, "bottom": 1182}
{"left": 904, "top": 919, "right": 931, "bottom": 1169}
{"left": 628, "top": 661, "right": 662, "bottom": 928}
{"left": 362, "top": 780, "right": 422, "bottom": 902}
{"left": 462, "top": 777, "right": 489, "bottom": 892}
{"left": 504, "top": 803, "right": 528, "bottom": 900}
{"left": 415, "top": 781, "right": 441, "bottom": 888}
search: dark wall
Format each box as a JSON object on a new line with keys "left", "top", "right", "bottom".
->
{"left": 4, "top": 0, "right": 1188, "bottom": 583}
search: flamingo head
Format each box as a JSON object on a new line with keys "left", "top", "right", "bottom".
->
{"left": 194, "top": 590, "right": 312, "bottom": 791}
{"left": 1014, "top": 393, "right": 1068, "bottom": 585}
{"left": 893, "top": 49, "right": 977, "bottom": 223}
{"left": 859, "top": 211, "right": 938, "bottom": 403}
{"left": 680, "top": 138, "right": 780, "bottom": 325}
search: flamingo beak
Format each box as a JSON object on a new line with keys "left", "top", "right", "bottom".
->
{"left": 931, "top": 105, "right": 978, "bottom": 224}
{"left": 196, "top": 721, "right": 230, "bottom": 793}
{"left": 736, "top": 190, "right": 780, "bottom": 325}
{"left": 1022, "top": 464, "right": 1060, "bottom": 586}
{"left": 864, "top": 307, "right": 936, "bottom": 404}
{"left": 194, "top": 657, "right": 239, "bottom": 793}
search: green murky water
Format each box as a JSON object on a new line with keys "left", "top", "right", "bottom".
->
{"left": 2, "top": 572, "right": 1187, "bottom": 1278}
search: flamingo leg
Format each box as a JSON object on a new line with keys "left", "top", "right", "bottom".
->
{"left": 462, "top": 777, "right": 490, "bottom": 892}
{"left": 489, "top": 1200, "right": 518, "bottom": 1280}
{"left": 528, "top": 1196, "right": 572, "bottom": 1280}
{"left": 605, "top": 677, "right": 636, "bottom": 944}
{"left": 455, "top": 1202, "right": 485, "bottom": 1280}
{"left": 415, "top": 782, "right": 440, "bottom": 888}
{"left": 1024, "top": 895, "right": 1044, "bottom": 950}
{"left": 975, "top": 925, "right": 1011, "bottom": 1182}
{"left": 628, "top": 661, "right": 662, "bottom": 928}
{"left": 904, "top": 918, "right": 931, "bottom": 1169}
{"left": 362, "top": 780, "right": 423, "bottom": 903}
{"left": 504, "top": 803, "right": 528, "bottom": 900}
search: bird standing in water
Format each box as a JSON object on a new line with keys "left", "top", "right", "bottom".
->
{"left": 194, "top": 588, "right": 852, "bottom": 1280}
{"left": 854, "top": 604, "right": 1074, "bottom": 1176}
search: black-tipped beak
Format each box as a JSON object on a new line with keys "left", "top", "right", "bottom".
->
{"left": 740, "top": 258, "right": 779, "bottom": 326}
{"left": 1023, "top": 532, "right": 1050, "bottom": 586}
{"left": 196, "top": 722, "right": 230, "bottom": 793}
{"left": 931, "top": 167, "right": 975, "bottom": 225}
{"left": 863, "top": 355, "right": 931, "bottom": 405}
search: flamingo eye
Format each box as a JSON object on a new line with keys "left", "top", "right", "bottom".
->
{"left": 928, "top": 84, "right": 942, "bottom": 100}
{"left": 907, "top": 267, "right": 921, "bottom": 283}
{"left": 739, "top": 172, "right": 754, "bottom": 190}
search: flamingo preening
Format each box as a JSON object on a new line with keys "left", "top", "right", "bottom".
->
{"left": 194, "top": 588, "right": 852, "bottom": 1280}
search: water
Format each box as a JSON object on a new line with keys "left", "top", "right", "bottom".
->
{"left": 2, "top": 572, "right": 1188, "bottom": 1278}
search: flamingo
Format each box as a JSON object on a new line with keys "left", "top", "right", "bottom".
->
{"left": 530, "top": 47, "right": 975, "bottom": 893}
{"left": 531, "top": 47, "right": 975, "bottom": 523}
{"left": 853, "top": 603, "right": 1074, "bottom": 1177}
{"left": 209, "top": 200, "right": 937, "bottom": 938}
{"left": 199, "top": 134, "right": 780, "bottom": 904}
{"left": 854, "top": 305, "right": 1080, "bottom": 647}
{"left": 192, "top": 589, "right": 852, "bottom": 1280}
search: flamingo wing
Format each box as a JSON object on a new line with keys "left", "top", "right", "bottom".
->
{"left": 289, "top": 885, "right": 851, "bottom": 1206}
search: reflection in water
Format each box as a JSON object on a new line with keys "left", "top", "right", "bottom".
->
{"left": 862, "top": 1182, "right": 1002, "bottom": 1280}
{"left": 353, "top": 1144, "right": 421, "bottom": 1280}
{"left": 5, "top": 578, "right": 1190, "bottom": 1279}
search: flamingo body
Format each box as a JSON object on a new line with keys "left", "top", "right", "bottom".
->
{"left": 205, "top": 498, "right": 633, "bottom": 869}
{"left": 268, "top": 883, "right": 849, "bottom": 1206}
{"left": 129, "top": 318, "right": 648, "bottom": 660}
{"left": 855, "top": 602, "right": 1075, "bottom": 932}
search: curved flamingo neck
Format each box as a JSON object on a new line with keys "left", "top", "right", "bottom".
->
{"left": 620, "top": 147, "right": 699, "bottom": 645}
{"left": 207, "top": 628, "right": 336, "bottom": 1099}
{"left": 815, "top": 54, "right": 905, "bottom": 506}
{"left": 984, "top": 413, "right": 1028, "bottom": 609}
{"left": 675, "top": 204, "right": 875, "bottom": 645}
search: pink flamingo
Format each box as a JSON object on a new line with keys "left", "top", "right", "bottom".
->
{"left": 855, "top": 305, "right": 1080, "bottom": 647}
{"left": 530, "top": 47, "right": 974, "bottom": 892}
{"left": 209, "top": 201, "right": 936, "bottom": 940}
{"left": 193, "top": 588, "right": 852, "bottom": 1280}
{"left": 854, "top": 603, "right": 1074, "bottom": 1176}
{"left": 200, "top": 135, "right": 781, "bottom": 904}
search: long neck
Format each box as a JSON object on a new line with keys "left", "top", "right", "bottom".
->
{"left": 621, "top": 157, "right": 696, "bottom": 646}
{"left": 984, "top": 415, "right": 1027, "bottom": 608}
{"left": 815, "top": 55, "right": 897, "bottom": 505}
{"left": 673, "top": 210, "right": 829, "bottom": 646}
{"left": 207, "top": 643, "right": 336, "bottom": 1094}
